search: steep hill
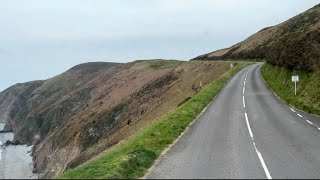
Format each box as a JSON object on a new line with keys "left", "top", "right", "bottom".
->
{"left": 0, "top": 60, "right": 234, "bottom": 178}
{"left": 193, "top": 4, "right": 320, "bottom": 72}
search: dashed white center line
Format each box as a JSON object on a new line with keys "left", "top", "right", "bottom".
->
{"left": 297, "top": 114, "right": 303, "bottom": 118}
{"left": 0, "top": 141, "right": 2, "bottom": 161}
{"left": 244, "top": 113, "right": 253, "bottom": 139}
{"left": 243, "top": 87, "right": 245, "bottom": 95}
{"left": 306, "top": 120, "right": 313, "bottom": 125}
{"left": 243, "top": 70, "right": 272, "bottom": 179}
{"left": 245, "top": 114, "right": 272, "bottom": 179}
{"left": 243, "top": 96, "right": 246, "bottom": 108}
{"left": 253, "top": 142, "right": 272, "bottom": 179}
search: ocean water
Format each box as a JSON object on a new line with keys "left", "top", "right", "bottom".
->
{"left": 0, "top": 123, "right": 37, "bottom": 179}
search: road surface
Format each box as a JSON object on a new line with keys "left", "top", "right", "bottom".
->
{"left": 146, "top": 63, "right": 320, "bottom": 179}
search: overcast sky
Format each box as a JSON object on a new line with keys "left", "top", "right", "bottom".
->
{"left": 0, "top": 0, "right": 319, "bottom": 92}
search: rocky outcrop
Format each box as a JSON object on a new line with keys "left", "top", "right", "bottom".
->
{"left": 3, "top": 140, "right": 22, "bottom": 146}
{"left": 0, "top": 123, "right": 13, "bottom": 133}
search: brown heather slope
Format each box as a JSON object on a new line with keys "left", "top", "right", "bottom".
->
{"left": 0, "top": 60, "right": 233, "bottom": 178}
{"left": 193, "top": 3, "right": 320, "bottom": 72}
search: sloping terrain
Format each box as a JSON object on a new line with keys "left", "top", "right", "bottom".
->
{"left": 193, "top": 3, "right": 320, "bottom": 72}
{"left": 57, "top": 61, "right": 251, "bottom": 179}
{"left": 262, "top": 63, "right": 320, "bottom": 116}
{"left": 0, "top": 60, "right": 233, "bottom": 178}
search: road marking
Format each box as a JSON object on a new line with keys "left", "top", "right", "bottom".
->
{"left": 290, "top": 108, "right": 296, "bottom": 112}
{"left": 243, "top": 96, "right": 246, "bottom": 108}
{"left": 306, "top": 120, "right": 313, "bottom": 125}
{"left": 243, "top": 67, "right": 272, "bottom": 179}
{"left": 253, "top": 142, "right": 272, "bottom": 179}
{"left": 243, "top": 87, "right": 245, "bottom": 94}
{"left": 297, "top": 114, "right": 303, "bottom": 118}
{"left": 0, "top": 149, "right": 1, "bottom": 161}
{"left": 244, "top": 113, "right": 253, "bottom": 138}
{"left": 318, "top": 127, "right": 320, "bottom": 130}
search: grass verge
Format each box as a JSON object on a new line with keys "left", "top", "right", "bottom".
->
{"left": 57, "top": 61, "right": 252, "bottom": 179}
{"left": 261, "top": 63, "right": 320, "bottom": 116}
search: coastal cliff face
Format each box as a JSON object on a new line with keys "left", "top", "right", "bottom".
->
{"left": 0, "top": 60, "right": 231, "bottom": 178}
{"left": 0, "top": 81, "right": 44, "bottom": 130}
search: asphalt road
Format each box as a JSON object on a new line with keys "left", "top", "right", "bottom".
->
{"left": 145, "top": 63, "right": 320, "bottom": 179}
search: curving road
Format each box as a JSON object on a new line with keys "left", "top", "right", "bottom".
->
{"left": 145, "top": 63, "right": 320, "bottom": 179}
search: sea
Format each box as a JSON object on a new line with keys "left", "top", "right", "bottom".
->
{"left": 0, "top": 123, "right": 37, "bottom": 179}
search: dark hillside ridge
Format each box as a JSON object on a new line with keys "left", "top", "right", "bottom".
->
{"left": 68, "top": 62, "right": 121, "bottom": 72}
{"left": 193, "top": 3, "right": 320, "bottom": 72}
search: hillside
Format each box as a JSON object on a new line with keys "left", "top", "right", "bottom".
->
{"left": 193, "top": 4, "right": 320, "bottom": 72}
{"left": 0, "top": 60, "right": 235, "bottom": 178}
{"left": 262, "top": 63, "right": 320, "bottom": 116}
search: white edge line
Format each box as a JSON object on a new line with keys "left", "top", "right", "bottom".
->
{"left": 290, "top": 108, "right": 296, "bottom": 112}
{"left": 244, "top": 113, "right": 253, "bottom": 138}
{"left": 297, "top": 114, "right": 303, "bottom": 118}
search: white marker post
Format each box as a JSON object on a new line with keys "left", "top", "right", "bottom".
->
{"left": 230, "top": 63, "right": 234, "bottom": 69}
{"left": 292, "top": 75, "right": 299, "bottom": 95}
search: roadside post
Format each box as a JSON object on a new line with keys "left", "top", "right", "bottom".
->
{"left": 230, "top": 63, "right": 233, "bottom": 69}
{"left": 291, "top": 75, "right": 299, "bottom": 95}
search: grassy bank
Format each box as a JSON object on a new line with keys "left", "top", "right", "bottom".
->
{"left": 57, "top": 61, "right": 252, "bottom": 179}
{"left": 261, "top": 63, "right": 320, "bottom": 116}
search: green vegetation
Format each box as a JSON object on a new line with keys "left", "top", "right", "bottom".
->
{"left": 262, "top": 63, "right": 320, "bottom": 116}
{"left": 57, "top": 61, "right": 252, "bottom": 179}
{"left": 147, "top": 60, "right": 182, "bottom": 70}
{"left": 267, "top": 29, "right": 320, "bottom": 72}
